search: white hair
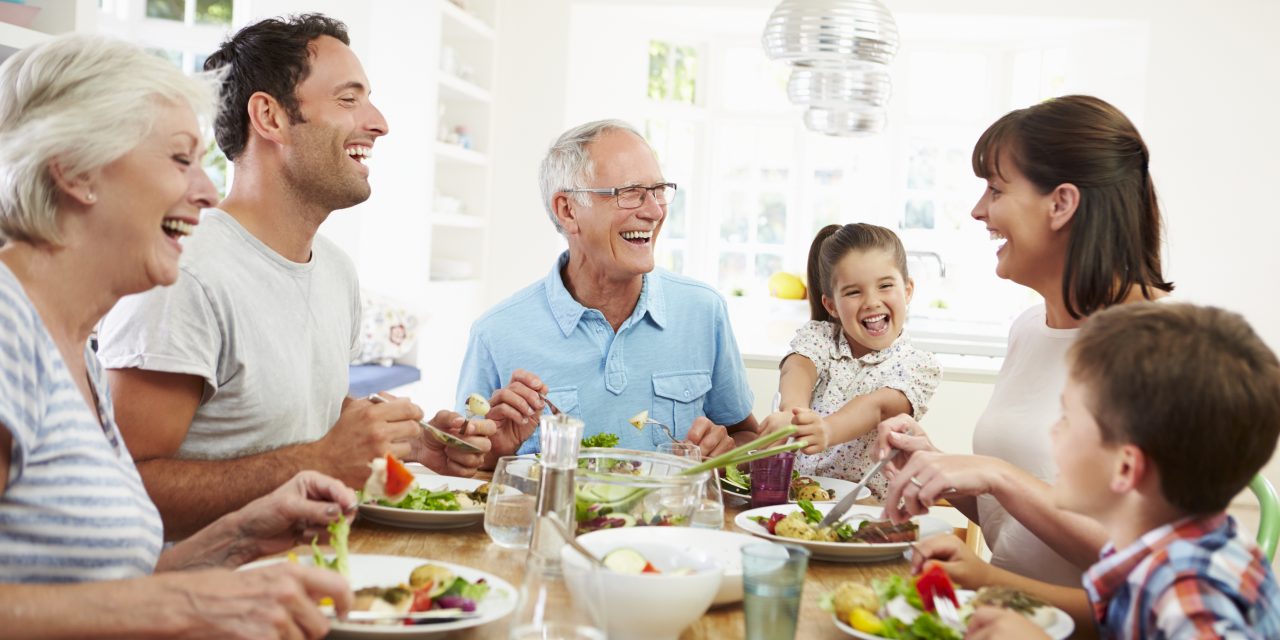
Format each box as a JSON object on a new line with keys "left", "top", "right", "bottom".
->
{"left": 538, "top": 119, "right": 645, "bottom": 235}
{"left": 0, "top": 34, "right": 219, "bottom": 245}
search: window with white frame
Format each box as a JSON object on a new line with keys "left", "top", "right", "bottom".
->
{"left": 574, "top": 10, "right": 1150, "bottom": 355}
{"left": 97, "top": 0, "right": 235, "bottom": 197}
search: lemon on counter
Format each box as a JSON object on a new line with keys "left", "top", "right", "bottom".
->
{"left": 767, "top": 272, "right": 807, "bottom": 300}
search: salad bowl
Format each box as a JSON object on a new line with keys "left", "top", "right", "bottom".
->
{"left": 574, "top": 448, "right": 710, "bottom": 534}
{"left": 576, "top": 525, "right": 760, "bottom": 605}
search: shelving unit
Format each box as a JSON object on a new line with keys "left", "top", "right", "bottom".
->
{"left": 430, "top": 0, "right": 496, "bottom": 287}
{"left": 0, "top": 0, "right": 95, "bottom": 62}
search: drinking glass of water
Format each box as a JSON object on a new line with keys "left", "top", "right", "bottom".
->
{"left": 657, "top": 442, "right": 725, "bottom": 529}
{"left": 741, "top": 542, "right": 809, "bottom": 640}
{"left": 484, "top": 455, "right": 539, "bottom": 549}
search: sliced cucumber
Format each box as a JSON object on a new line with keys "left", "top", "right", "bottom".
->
{"left": 602, "top": 548, "right": 649, "bottom": 574}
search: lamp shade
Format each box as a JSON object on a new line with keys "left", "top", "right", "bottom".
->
{"left": 763, "top": 0, "right": 899, "bottom": 136}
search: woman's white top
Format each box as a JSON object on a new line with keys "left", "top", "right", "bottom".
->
{"left": 972, "top": 305, "right": 1081, "bottom": 586}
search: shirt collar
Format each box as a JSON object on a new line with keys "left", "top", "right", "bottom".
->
{"left": 543, "top": 251, "right": 666, "bottom": 337}
{"left": 1083, "top": 512, "right": 1231, "bottom": 622}
{"left": 832, "top": 326, "right": 910, "bottom": 365}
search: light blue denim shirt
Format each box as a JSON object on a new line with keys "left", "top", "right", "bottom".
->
{"left": 456, "top": 251, "right": 754, "bottom": 454}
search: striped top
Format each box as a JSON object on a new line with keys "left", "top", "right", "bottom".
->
{"left": 0, "top": 263, "right": 163, "bottom": 582}
{"left": 1084, "top": 512, "right": 1280, "bottom": 639}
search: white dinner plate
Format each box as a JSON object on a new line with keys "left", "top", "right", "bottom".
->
{"left": 831, "top": 589, "right": 1075, "bottom": 639}
{"left": 358, "top": 474, "right": 487, "bottom": 530}
{"left": 576, "top": 525, "right": 763, "bottom": 606}
{"left": 734, "top": 503, "right": 951, "bottom": 562}
{"left": 240, "top": 554, "right": 515, "bottom": 638}
{"left": 721, "top": 475, "right": 872, "bottom": 504}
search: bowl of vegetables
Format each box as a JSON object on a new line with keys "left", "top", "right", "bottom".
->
{"left": 574, "top": 448, "right": 710, "bottom": 535}
{"left": 562, "top": 540, "right": 722, "bottom": 640}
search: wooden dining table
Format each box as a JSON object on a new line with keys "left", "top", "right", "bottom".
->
{"left": 347, "top": 494, "right": 911, "bottom": 639}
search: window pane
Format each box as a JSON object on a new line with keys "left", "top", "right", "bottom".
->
{"left": 717, "top": 252, "right": 748, "bottom": 294}
{"left": 755, "top": 253, "right": 782, "bottom": 280}
{"left": 722, "top": 46, "right": 790, "bottom": 112}
{"left": 757, "top": 192, "right": 786, "bottom": 244}
{"left": 146, "top": 0, "right": 184, "bottom": 21}
{"left": 673, "top": 46, "right": 697, "bottom": 105}
{"left": 647, "top": 41, "right": 670, "bottom": 101}
{"left": 657, "top": 246, "right": 684, "bottom": 273}
{"left": 204, "top": 137, "right": 228, "bottom": 200}
{"left": 903, "top": 199, "right": 935, "bottom": 229}
{"left": 146, "top": 47, "right": 183, "bottom": 69}
{"left": 195, "top": 0, "right": 230, "bottom": 25}
{"left": 720, "top": 192, "right": 750, "bottom": 243}
{"left": 906, "top": 143, "right": 937, "bottom": 190}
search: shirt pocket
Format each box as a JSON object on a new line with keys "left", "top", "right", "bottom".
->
{"left": 545, "top": 386, "right": 580, "bottom": 418}
{"left": 651, "top": 371, "right": 713, "bottom": 445}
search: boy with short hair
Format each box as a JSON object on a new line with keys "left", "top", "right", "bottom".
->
{"left": 963, "top": 302, "right": 1280, "bottom": 639}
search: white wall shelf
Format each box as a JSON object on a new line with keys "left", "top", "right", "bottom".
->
{"left": 440, "top": 0, "right": 494, "bottom": 41}
{"left": 435, "top": 142, "right": 488, "bottom": 166}
{"left": 429, "top": 212, "right": 486, "bottom": 229}
{"left": 438, "top": 71, "right": 491, "bottom": 103}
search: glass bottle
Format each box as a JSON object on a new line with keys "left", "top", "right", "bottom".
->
{"left": 508, "top": 414, "right": 606, "bottom": 640}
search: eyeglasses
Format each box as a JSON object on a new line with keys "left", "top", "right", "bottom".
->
{"left": 562, "top": 182, "right": 677, "bottom": 210}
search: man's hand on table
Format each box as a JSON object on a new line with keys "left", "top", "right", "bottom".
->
{"left": 685, "top": 417, "right": 735, "bottom": 459}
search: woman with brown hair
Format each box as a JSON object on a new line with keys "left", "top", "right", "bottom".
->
{"left": 875, "top": 95, "right": 1172, "bottom": 590}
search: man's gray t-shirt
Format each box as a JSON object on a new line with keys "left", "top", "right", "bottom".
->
{"left": 98, "top": 208, "right": 360, "bottom": 460}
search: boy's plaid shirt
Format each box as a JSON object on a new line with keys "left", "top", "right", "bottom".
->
{"left": 1083, "top": 513, "right": 1279, "bottom": 639}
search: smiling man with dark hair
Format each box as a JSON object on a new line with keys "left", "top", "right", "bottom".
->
{"left": 98, "top": 14, "right": 494, "bottom": 539}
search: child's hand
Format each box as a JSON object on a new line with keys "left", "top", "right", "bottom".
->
{"left": 759, "top": 410, "right": 794, "bottom": 436}
{"left": 966, "top": 607, "right": 1051, "bottom": 640}
{"left": 908, "top": 533, "right": 993, "bottom": 589}
{"left": 788, "top": 408, "right": 832, "bottom": 454}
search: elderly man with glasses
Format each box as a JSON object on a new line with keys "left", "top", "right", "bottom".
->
{"left": 457, "top": 120, "right": 759, "bottom": 465}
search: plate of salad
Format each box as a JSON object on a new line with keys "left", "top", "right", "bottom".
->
{"left": 358, "top": 474, "right": 490, "bottom": 530}
{"left": 243, "top": 552, "right": 515, "bottom": 639}
{"left": 735, "top": 501, "right": 951, "bottom": 562}
{"left": 720, "top": 467, "right": 870, "bottom": 504}
{"left": 823, "top": 564, "right": 1073, "bottom": 640}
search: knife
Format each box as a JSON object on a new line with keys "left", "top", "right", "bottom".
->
{"left": 817, "top": 449, "right": 896, "bottom": 528}
{"left": 366, "top": 394, "right": 484, "bottom": 453}
{"left": 337, "top": 608, "right": 480, "bottom": 623}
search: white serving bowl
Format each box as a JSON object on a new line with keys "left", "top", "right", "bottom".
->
{"left": 562, "top": 540, "right": 722, "bottom": 640}
{"left": 577, "top": 526, "right": 759, "bottom": 606}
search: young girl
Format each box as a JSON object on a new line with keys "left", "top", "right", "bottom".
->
{"left": 761, "top": 223, "right": 941, "bottom": 498}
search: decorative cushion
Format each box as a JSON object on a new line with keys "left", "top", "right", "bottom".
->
{"left": 352, "top": 289, "right": 420, "bottom": 366}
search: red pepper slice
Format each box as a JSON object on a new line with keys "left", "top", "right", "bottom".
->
{"left": 384, "top": 453, "right": 415, "bottom": 498}
{"left": 914, "top": 561, "right": 958, "bottom": 612}
{"left": 642, "top": 562, "right": 660, "bottom": 574}
{"left": 765, "top": 512, "right": 787, "bottom": 535}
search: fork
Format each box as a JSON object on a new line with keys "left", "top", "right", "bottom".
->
{"left": 931, "top": 593, "right": 963, "bottom": 632}
{"left": 639, "top": 418, "right": 678, "bottom": 443}
{"left": 539, "top": 393, "right": 564, "bottom": 417}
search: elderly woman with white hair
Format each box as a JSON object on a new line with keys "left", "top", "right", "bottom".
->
{"left": 0, "top": 35, "right": 354, "bottom": 638}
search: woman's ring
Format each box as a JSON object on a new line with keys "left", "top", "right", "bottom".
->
{"left": 909, "top": 477, "right": 924, "bottom": 488}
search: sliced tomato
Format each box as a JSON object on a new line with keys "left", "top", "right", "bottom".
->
{"left": 384, "top": 453, "right": 415, "bottom": 498}
{"left": 914, "top": 561, "right": 958, "bottom": 612}
{"left": 410, "top": 583, "right": 435, "bottom": 612}
{"left": 641, "top": 562, "right": 660, "bottom": 574}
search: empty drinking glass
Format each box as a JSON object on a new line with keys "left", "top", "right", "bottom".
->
{"left": 657, "top": 442, "right": 725, "bottom": 529}
{"left": 485, "top": 455, "right": 540, "bottom": 549}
